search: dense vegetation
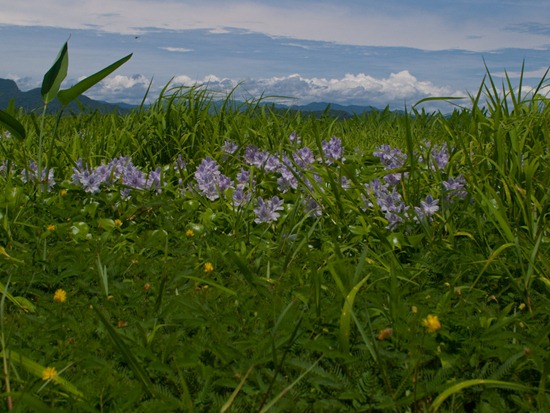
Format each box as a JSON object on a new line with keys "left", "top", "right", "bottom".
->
{"left": 0, "top": 46, "right": 549, "bottom": 412}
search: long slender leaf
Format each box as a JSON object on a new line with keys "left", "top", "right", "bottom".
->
{"left": 0, "top": 110, "right": 26, "bottom": 140}
{"left": 41, "top": 41, "right": 69, "bottom": 104}
{"left": 429, "top": 379, "right": 535, "bottom": 412}
{"left": 58, "top": 53, "right": 133, "bottom": 106}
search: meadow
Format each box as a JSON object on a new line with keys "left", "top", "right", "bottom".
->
{"left": 0, "top": 44, "right": 549, "bottom": 412}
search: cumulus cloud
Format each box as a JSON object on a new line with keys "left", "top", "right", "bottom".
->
{"left": 171, "top": 71, "right": 462, "bottom": 109}
{"left": 85, "top": 74, "right": 152, "bottom": 104}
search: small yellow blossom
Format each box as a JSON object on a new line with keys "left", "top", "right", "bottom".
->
{"left": 203, "top": 262, "right": 214, "bottom": 273}
{"left": 411, "top": 306, "right": 418, "bottom": 314}
{"left": 53, "top": 289, "right": 67, "bottom": 303}
{"left": 422, "top": 314, "right": 442, "bottom": 333}
{"left": 42, "top": 366, "right": 57, "bottom": 381}
{"left": 47, "top": 224, "right": 56, "bottom": 232}
{"left": 59, "top": 189, "right": 68, "bottom": 197}
{"left": 114, "top": 219, "right": 122, "bottom": 227}
{"left": 186, "top": 229, "right": 194, "bottom": 237}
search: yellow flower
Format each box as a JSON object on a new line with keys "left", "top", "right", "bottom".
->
{"left": 114, "top": 219, "right": 122, "bottom": 227}
{"left": 59, "top": 189, "right": 68, "bottom": 197}
{"left": 203, "top": 262, "right": 214, "bottom": 273}
{"left": 47, "top": 224, "right": 56, "bottom": 232}
{"left": 186, "top": 229, "right": 194, "bottom": 237}
{"left": 53, "top": 289, "right": 67, "bottom": 303}
{"left": 422, "top": 314, "right": 441, "bottom": 333}
{"left": 42, "top": 366, "right": 57, "bottom": 381}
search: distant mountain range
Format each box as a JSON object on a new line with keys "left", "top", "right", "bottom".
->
{"left": 0, "top": 78, "right": 136, "bottom": 114}
{"left": 0, "top": 78, "right": 382, "bottom": 118}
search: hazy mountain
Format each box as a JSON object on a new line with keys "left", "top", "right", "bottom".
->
{"left": 0, "top": 78, "right": 387, "bottom": 118}
{"left": 0, "top": 78, "right": 132, "bottom": 114}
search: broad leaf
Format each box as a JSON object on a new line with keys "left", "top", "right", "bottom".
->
{"left": 41, "top": 41, "right": 69, "bottom": 104}
{"left": 0, "top": 109, "right": 26, "bottom": 140}
{"left": 58, "top": 53, "right": 133, "bottom": 106}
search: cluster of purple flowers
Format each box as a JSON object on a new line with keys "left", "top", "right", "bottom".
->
{"left": 364, "top": 143, "right": 466, "bottom": 230}
{"left": 363, "top": 179, "right": 410, "bottom": 230}
{"left": 21, "top": 160, "right": 56, "bottom": 192}
{"left": 72, "top": 156, "right": 162, "bottom": 198}
{"left": 193, "top": 157, "right": 233, "bottom": 201}
{"left": 373, "top": 144, "right": 407, "bottom": 185}
{"left": 191, "top": 134, "right": 346, "bottom": 224}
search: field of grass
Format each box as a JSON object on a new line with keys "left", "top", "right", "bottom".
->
{"left": 0, "top": 45, "right": 549, "bottom": 412}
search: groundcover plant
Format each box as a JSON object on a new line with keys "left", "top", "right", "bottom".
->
{"left": 0, "top": 44, "right": 549, "bottom": 411}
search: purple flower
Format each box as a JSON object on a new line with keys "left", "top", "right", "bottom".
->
{"left": 244, "top": 145, "right": 269, "bottom": 168}
{"left": 443, "top": 175, "right": 467, "bottom": 200}
{"left": 174, "top": 154, "right": 187, "bottom": 171}
{"left": 293, "top": 147, "right": 315, "bottom": 168}
{"left": 373, "top": 145, "right": 407, "bottom": 186}
{"left": 194, "top": 157, "right": 232, "bottom": 200}
{"left": 253, "top": 196, "right": 284, "bottom": 224}
{"left": 414, "top": 194, "right": 439, "bottom": 221}
{"left": 222, "top": 140, "right": 238, "bottom": 154}
{"left": 304, "top": 196, "right": 323, "bottom": 217}
{"left": 232, "top": 187, "right": 251, "bottom": 207}
{"left": 236, "top": 168, "right": 251, "bottom": 187}
{"left": 21, "top": 160, "right": 56, "bottom": 191}
{"left": 431, "top": 144, "right": 450, "bottom": 170}
{"left": 373, "top": 144, "right": 407, "bottom": 170}
{"left": 147, "top": 167, "right": 162, "bottom": 193}
{"left": 289, "top": 131, "right": 301, "bottom": 145}
{"left": 321, "top": 136, "right": 344, "bottom": 164}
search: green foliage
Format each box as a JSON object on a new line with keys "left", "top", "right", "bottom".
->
{"left": 0, "top": 60, "right": 548, "bottom": 412}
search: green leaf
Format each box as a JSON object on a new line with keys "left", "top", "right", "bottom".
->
{"left": 57, "top": 53, "right": 133, "bottom": 106}
{"left": 0, "top": 109, "right": 26, "bottom": 140}
{"left": 41, "top": 41, "right": 69, "bottom": 104}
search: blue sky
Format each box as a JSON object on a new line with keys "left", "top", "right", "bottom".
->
{"left": 0, "top": 0, "right": 549, "bottom": 110}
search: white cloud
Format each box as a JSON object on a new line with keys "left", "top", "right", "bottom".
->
{"left": 170, "top": 71, "right": 462, "bottom": 109}
{"left": 160, "top": 47, "right": 194, "bottom": 53}
{"left": 0, "top": 0, "right": 548, "bottom": 51}
{"left": 85, "top": 74, "right": 152, "bottom": 104}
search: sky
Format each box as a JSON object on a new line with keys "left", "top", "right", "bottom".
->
{"left": 1, "top": 0, "right": 549, "bottom": 111}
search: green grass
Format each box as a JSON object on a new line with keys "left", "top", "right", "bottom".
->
{"left": 0, "top": 61, "right": 549, "bottom": 412}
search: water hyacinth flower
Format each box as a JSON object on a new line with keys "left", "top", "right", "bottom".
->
{"left": 289, "top": 131, "right": 301, "bottom": 145}
{"left": 222, "top": 140, "right": 238, "bottom": 155}
{"left": 443, "top": 175, "right": 467, "bottom": 200}
{"left": 21, "top": 160, "right": 56, "bottom": 191}
{"left": 304, "top": 196, "right": 323, "bottom": 217}
{"left": 363, "top": 179, "right": 409, "bottom": 230}
{"left": 414, "top": 194, "right": 439, "bottom": 221}
{"left": 244, "top": 145, "right": 269, "bottom": 168}
{"left": 292, "top": 146, "right": 315, "bottom": 168}
{"left": 194, "top": 156, "right": 233, "bottom": 201}
{"left": 232, "top": 186, "right": 252, "bottom": 207}
{"left": 373, "top": 144, "right": 407, "bottom": 186}
{"left": 321, "top": 136, "right": 344, "bottom": 164}
{"left": 431, "top": 143, "right": 450, "bottom": 170}
{"left": 253, "top": 196, "right": 284, "bottom": 224}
